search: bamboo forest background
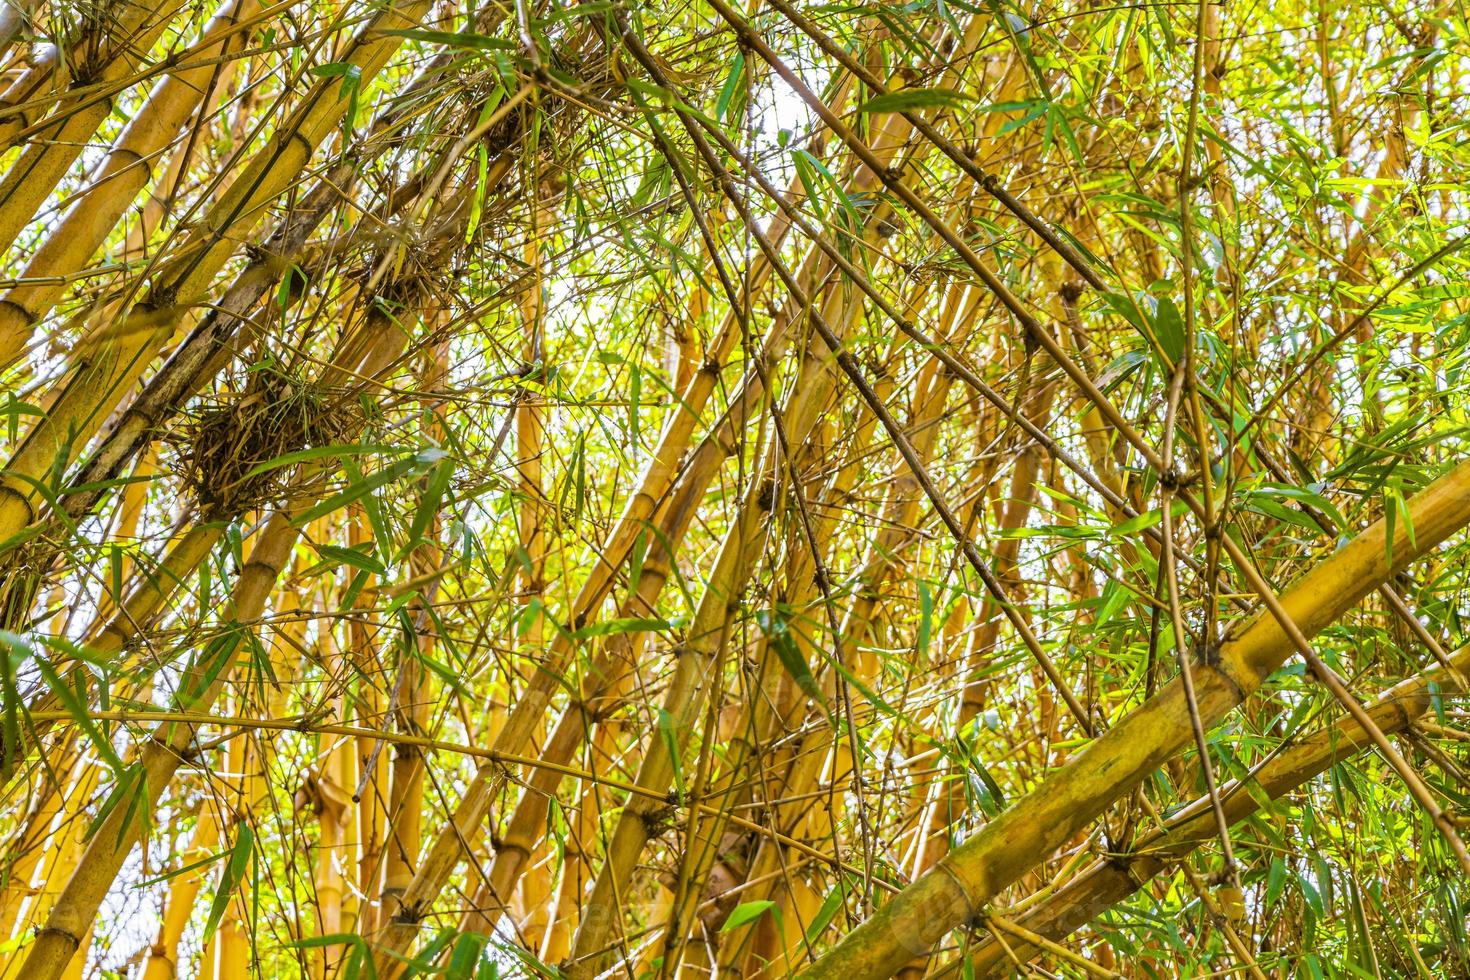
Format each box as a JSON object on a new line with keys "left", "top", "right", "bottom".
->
{"left": 0, "top": 0, "right": 1466, "bottom": 975}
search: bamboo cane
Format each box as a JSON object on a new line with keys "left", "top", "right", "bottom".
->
{"left": 7, "top": 170, "right": 475, "bottom": 975}
{"left": 0, "top": 0, "right": 268, "bottom": 365}
{"left": 723, "top": 296, "right": 968, "bottom": 976}
{"left": 0, "top": 0, "right": 190, "bottom": 258}
{"left": 662, "top": 389, "right": 879, "bottom": 976}
{"left": 363, "top": 128, "right": 863, "bottom": 974}
{"left": 376, "top": 342, "right": 449, "bottom": 922}
{"left": 0, "top": 0, "right": 434, "bottom": 550}
{"left": 965, "top": 641, "right": 1470, "bottom": 976}
{"left": 563, "top": 261, "right": 877, "bottom": 974}
{"left": 800, "top": 455, "right": 1470, "bottom": 979}
{"left": 453, "top": 269, "right": 860, "bottom": 961}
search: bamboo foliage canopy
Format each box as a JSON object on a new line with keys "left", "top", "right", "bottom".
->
{"left": 0, "top": 0, "right": 1467, "bottom": 975}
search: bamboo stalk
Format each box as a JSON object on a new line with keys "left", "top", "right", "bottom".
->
{"left": 377, "top": 342, "right": 448, "bottom": 921}
{"left": 0, "top": 0, "right": 267, "bottom": 365}
{"left": 726, "top": 327, "right": 962, "bottom": 976}
{"left": 965, "top": 641, "right": 1470, "bottom": 976}
{"left": 801, "top": 456, "right": 1470, "bottom": 979}
{"left": 0, "top": 0, "right": 189, "bottom": 258}
{"left": 363, "top": 121, "right": 865, "bottom": 973}
{"left": 0, "top": 0, "right": 434, "bottom": 550}
{"left": 7, "top": 170, "right": 472, "bottom": 975}
{"left": 563, "top": 259, "right": 875, "bottom": 974}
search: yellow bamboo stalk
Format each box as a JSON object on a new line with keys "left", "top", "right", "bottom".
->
{"left": 537, "top": 706, "right": 619, "bottom": 962}
{"left": 306, "top": 588, "right": 361, "bottom": 978}
{"left": 802, "top": 455, "right": 1470, "bottom": 979}
{"left": 728, "top": 322, "right": 960, "bottom": 976}
{"left": 205, "top": 570, "right": 306, "bottom": 978}
{"left": 563, "top": 260, "right": 879, "bottom": 973}
{"left": 0, "top": 763, "right": 66, "bottom": 942}
{"left": 899, "top": 258, "right": 1068, "bottom": 950}
{"left": 9, "top": 206, "right": 466, "bottom": 971}
{"left": 373, "top": 52, "right": 911, "bottom": 974}
{"left": 658, "top": 305, "right": 924, "bottom": 973}
{"left": 313, "top": 732, "right": 359, "bottom": 975}
{"left": 351, "top": 504, "right": 389, "bottom": 939}
{"left": 365, "top": 178, "right": 850, "bottom": 974}
{"left": 472, "top": 229, "right": 871, "bottom": 940}
{"left": 0, "top": 0, "right": 266, "bottom": 364}
{"left": 895, "top": 367, "right": 1059, "bottom": 980}
{"left": 0, "top": 0, "right": 433, "bottom": 550}
{"left": 0, "top": 756, "right": 99, "bottom": 978}
{"left": 0, "top": 0, "right": 189, "bottom": 257}
{"left": 207, "top": 732, "right": 253, "bottom": 978}
{"left": 508, "top": 203, "right": 551, "bottom": 951}
{"left": 8, "top": 204, "right": 447, "bottom": 975}
{"left": 662, "top": 423, "right": 857, "bottom": 973}
{"left": 377, "top": 341, "right": 449, "bottom": 921}
{"left": 141, "top": 806, "right": 220, "bottom": 980}
{"left": 966, "top": 641, "right": 1470, "bottom": 976}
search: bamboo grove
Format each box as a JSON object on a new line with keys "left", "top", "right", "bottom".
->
{"left": 0, "top": 0, "right": 1466, "bottom": 974}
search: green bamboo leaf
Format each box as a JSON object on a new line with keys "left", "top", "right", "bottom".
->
{"left": 571, "top": 616, "right": 674, "bottom": 639}
{"left": 203, "top": 827, "right": 255, "bottom": 943}
{"left": 22, "top": 641, "right": 124, "bottom": 773}
{"left": 720, "top": 899, "right": 775, "bottom": 932}
{"left": 399, "top": 453, "right": 455, "bottom": 560}
{"left": 445, "top": 932, "right": 487, "bottom": 980}
{"left": 379, "top": 27, "right": 516, "bottom": 50}
{"left": 243, "top": 443, "right": 408, "bottom": 479}
{"left": 858, "top": 88, "right": 970, "bottom": 113}
{"left": 756, "top": 610, "right": 820, "bottom": 701}
{"left": 293, "top": 457, "right": 418, "bottom": 525}
{"left": 314, "top": 542, "right": 386, "bottom": 575}
{"left": 805, "top": 885, "right": 846, "bottom": 944}
{"left": 714, "top": 50, "right": 746, "bottom": 121}
{"left": 1150, "top": 295, "right": 1186, "bottom": 367}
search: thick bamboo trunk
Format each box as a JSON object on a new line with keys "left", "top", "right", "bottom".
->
{"left": 0, "top": 0, "right": 433, "bottom": 549}
{"left": 0, "top": 0, "right": 189, "bottom": 257}
{"left": 968, "top": 641, "right": 1470, "bottom": 976}
{"left": 802, "top": 456, "right": 1470, "bottom": 979}
{"left": 0, "top": 0, "right": 265, "bottom": 364}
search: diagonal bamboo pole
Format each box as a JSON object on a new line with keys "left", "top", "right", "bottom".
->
{"left": 801, "top": 456, "right": 1470, "bottom": 979}
{"left": 458, "top": 268, "right": 860, "bottom": 952}
{"left": 0, "top": 0, "right": 190, "bottom": 257}
{"left": 0, "top": 0, "right": 270, "bottom": 365}
{"left": 0, "top": 0, "right": 433, "bottom": 550}
{"left": 562, "top": 212, "right": 888, "bottom": 973}
{"left": 966, "top": 641, "right": 1470, "bottom": 976}
{"left": 362, "top": 97, "right": 868, "bottom": 974}
{"left": 7, "top": 165, "right": 483, "bottom": 976}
